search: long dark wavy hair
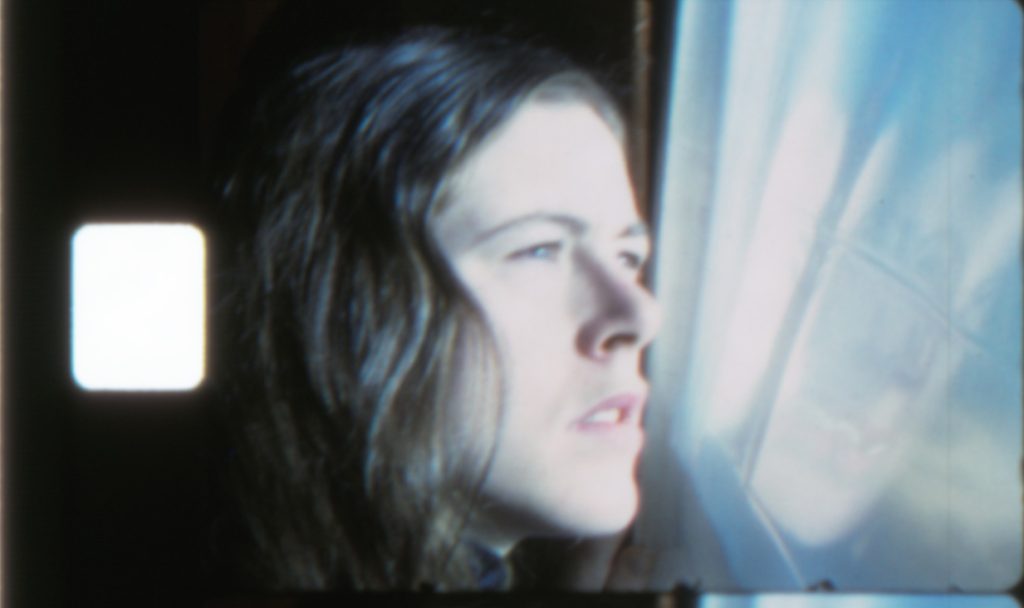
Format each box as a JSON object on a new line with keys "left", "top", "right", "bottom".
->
{"left": 211, "top": 28, "right": 624, "bottom": 591}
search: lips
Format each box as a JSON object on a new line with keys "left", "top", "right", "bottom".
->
{"left": 571, "top": 392, "right": 645, "bottom": 431}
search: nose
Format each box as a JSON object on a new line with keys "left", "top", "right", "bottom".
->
{"left": 576, "top": 261, "right": 661, "bottom": 360}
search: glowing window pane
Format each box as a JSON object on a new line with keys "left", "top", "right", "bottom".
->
{"left": 71, "top": 223, "right": 205, "bottom": 391}
{"left": 636, "top": 0, "right": 1021, "bottom": 592}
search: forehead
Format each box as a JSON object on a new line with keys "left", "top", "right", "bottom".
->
{"left": 438, "top": 100, "right": 638, "bottom": 239}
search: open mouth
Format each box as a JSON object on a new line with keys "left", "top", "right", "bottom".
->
{"left": 581, "top": 407, "right": 629, "bottom": 425}
{"left": 572, "top": 393, "right": 644, "bottom": 431}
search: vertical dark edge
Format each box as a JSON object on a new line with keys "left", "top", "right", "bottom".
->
{"left": 631, "top": 0, "right": 653, "bottom": 216}
{"left": 4, "top": 0, "right": 68, "bottom": 606}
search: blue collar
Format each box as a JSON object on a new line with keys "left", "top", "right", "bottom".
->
{"left": 470, "top": 543, "right": 509, "bottom": 590}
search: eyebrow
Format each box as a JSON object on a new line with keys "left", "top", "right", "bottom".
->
{"left": 471, "top": 212, "right": 649, "bottom": 247}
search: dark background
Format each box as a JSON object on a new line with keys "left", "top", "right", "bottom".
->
{"left": 4, "top": 1, "right": 678, "bottom": 606}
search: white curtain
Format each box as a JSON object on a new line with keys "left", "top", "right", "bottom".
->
{"left": 637, "top": 0, "right": 1022, "bottom": 592}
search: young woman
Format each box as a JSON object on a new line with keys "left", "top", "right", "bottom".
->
{"left": 213, "top": 27, "right": 660, "bottom": 591}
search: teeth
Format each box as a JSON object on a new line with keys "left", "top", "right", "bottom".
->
{"left": 585, "top": 408, "right": 622, "bottom": 424}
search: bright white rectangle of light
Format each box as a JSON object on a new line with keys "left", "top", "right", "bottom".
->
{"left": 72, "top": 223, "right": 206, "bottom": 391}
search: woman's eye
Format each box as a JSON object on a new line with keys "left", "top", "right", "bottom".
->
{"left": 510, "top": 242, "right": 563, "bottom": 262}
{"left": 619, "top": 251, "right": 646, "bottom": 271}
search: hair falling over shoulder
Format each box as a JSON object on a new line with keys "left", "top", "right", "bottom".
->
{"left": 209, "top": 27, "right": 622, "bottom": 590}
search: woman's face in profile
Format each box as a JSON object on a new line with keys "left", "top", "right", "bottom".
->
{"left": 433, "top": 99, "right": 660, "bottom": 551}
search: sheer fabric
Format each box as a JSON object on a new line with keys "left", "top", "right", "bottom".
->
{"left": 637, "top": 0, "right": 1022, "bottom": 591}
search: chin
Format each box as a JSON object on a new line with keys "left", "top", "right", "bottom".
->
{"left": 559, "top": 453, "right": 645, "bottom": 536}
{"left": 560, "top": 481, "right": 640, "bottom": 537}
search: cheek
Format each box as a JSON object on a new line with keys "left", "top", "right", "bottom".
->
{"left": 463, "top": 276, "right": 581, "bottom": 445}
{"left": 479, "top": 288, "right": 577, "bottom": 392}
{"left": 466, "top": 269, "right": 576, "bottom": 361}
